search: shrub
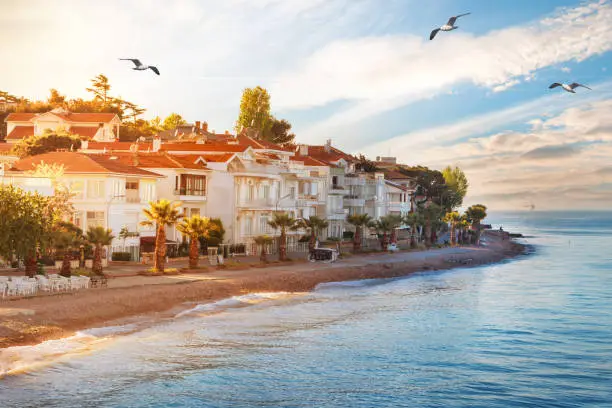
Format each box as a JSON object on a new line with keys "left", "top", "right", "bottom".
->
{"left": 39, "top": 255, "right": 55, "bottom": 266}
{"left": 111, "top": 252, "right": 131, "bottom": 261}
{"left": 298, "top": 235, "right": 310, "bottom": 243}
{"left": 326, "top": 237, "right": 341, "bottom": 242}
{"left": 72, "top": 268, "right": 92, "bottom": 276}
{"left": 10, "top": 260, "right": 19, "bottom": 268}
{"left": 36, "top": 262, "right": 45, "bottom": 275}
{"left": 343, "top": 231, "right": 354, "bottom": 240}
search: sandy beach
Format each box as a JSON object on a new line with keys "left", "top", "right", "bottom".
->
{"left": 0, "top": 231, "right": 526, "bottom": 350}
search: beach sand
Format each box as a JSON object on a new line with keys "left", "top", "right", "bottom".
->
{"left": 0, "top": 232, "right": 525, "bottom": 349}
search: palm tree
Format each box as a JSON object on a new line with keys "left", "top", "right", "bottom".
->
{"left": 299, "top": 216, "right": 329, "bottom": 252}
{"left": 457, "top": 218, "right": 470, "bottom": 245}
{"left": 50, "top": 221, "right": 82, "bottom": 277}
{"left": 177, "top": 215, "right": 216, "bottom": 269}
{"left": 404, "top": 212, "right": 424, "bottom": 248}
{"left": 373, "top": 217, "right": 394, "bottom": 251}
{"left": 267, "top": 212, "right": 300, "bottom": 261}
{"left": 465, "top": 204, "right": 488, "bottom": 246}
{"left": 443, "top": 211, "right": 462, "bottom": 246}
{"left": 253, "top": 235, "right": 274, "bottom": 263}
{"left": 385, "top": 214, "right": 403, "bottom": 244}
{"left": 86, "top": 227, "right": 115, "bottom": 275}
{"left": 140, "top": 200, "right": 183, "bottom": 272}
{"left": 346, "top": 214, "right": 373, "bottom": 252}
{"left": 420, "top": 202, "right": 443, "bottom": 247}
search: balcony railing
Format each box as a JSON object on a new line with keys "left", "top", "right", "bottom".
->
{"left": 174, "top": 188, "right": 206, "bottom": 196}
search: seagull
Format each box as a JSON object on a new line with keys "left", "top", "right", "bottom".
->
{"left": 119, "top": 59, "right": 160, "bottom": 75}
{"left": 430, "top": 13, "right": 470, "bottom": 40}
{"left": 548, "top": 82, "right": 591, "bottom": 93}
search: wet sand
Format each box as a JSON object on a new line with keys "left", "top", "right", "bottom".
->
{"left": 0, "top": 232, "right": 526, "bottom": 349}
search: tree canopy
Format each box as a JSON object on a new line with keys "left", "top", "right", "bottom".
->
{"left": 162, "top": 113, "right": 187, "bottom": 130}
{"left": 235, "top": 86, "right": 296, "bottom": 146}
{"left": 12, "top": 129, "right": 82, "bottom": 158}
{"left": 442, "top": 166, "right": 469, "bottom": 209}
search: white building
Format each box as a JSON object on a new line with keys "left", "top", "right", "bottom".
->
{"left": 5, "top": 108, "right": 121, "bottom": 143}
{"left": 2, "top": 152, "right": 162, "bottom": 242}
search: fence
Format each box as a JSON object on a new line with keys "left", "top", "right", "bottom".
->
{"left": 109, "top": 245, "right": 140, "bottom": 262}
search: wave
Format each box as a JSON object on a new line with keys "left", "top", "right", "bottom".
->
{"left": 0, "top": 324, "right": 137, "bottom": 377}
{"left": 175, "top": 292, "right": 303, "bottom": 318}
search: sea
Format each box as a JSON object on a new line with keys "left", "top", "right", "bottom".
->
{"left": 1, "top": 211, "right": 611, "bottom": 407}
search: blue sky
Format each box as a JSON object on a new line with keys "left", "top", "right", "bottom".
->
{"left": 2, "top": 0, "right": 612, "bottom": 210}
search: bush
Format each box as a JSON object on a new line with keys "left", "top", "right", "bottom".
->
{"left": 36, "top": 262, "right": 45, "bottom": 275}
{"left": 298, "top": 235, "right": 310, "bottom": 243}
{"left": 111, "top": 252, "right": 131, "bottom": 261}
{"left": 343, "top": 231, "right": 354, "bottom": 240}
{"left": 39, "top": 255, "right": 55, "bottom": 266}
{"left": 72, "top": 268, "right": 92, "bottom": 276}
{"left": 326, "top": 237, "right": 341, "bottom": 242}
{"left": 10, "top": 260, "right": 19, "bottom": 268}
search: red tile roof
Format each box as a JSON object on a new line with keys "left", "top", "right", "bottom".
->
{"left": 11, "top": 152, "right": 161, "bottom": 177}
{"left": 85, "top": 142, "right": 153, "bottom": 151}
{"left": 0, "top": 143, "right": 14, "bottom": 152}
{"left": 302, "top": 145, "right": 355, "bottom": 164}
{"left": 197, "top": 153, "right": 235, "bottom": 163}
{"left": 160, "top": 142, "right": 249, "bottom": 153}
{"left": 6, "top": 112, "right": 118, "bottom": 123}
{"left": 290, "top": 155, "right": 329, "bottom": 166}
{"left": 91, "top": 152, "right": 209, "bottom": 170}
{"left": 6, "top": 126, "right": 34, "bottom": 140}
{"left": 5, "top": 113, "right": 36, "bottom": 122}
{"left": 69, "top": 126, "right": 99, "bottom": 139}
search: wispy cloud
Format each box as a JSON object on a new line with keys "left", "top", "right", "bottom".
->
{"left": 271, "top": 0, "right": 612, "bottom": 137}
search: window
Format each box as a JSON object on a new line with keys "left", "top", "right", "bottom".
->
{"left": 289, "top": 187, "right": 296, "bottom": 199}
{"left": 86, "top": 211, "right": 105, "bottom": 229}
{"left": 126, "top": 181, "right": 139, "bottom": 190}
{"left": 247, "top": 185, "right": 255, "bottom": 201}
{"left": 70, "top": 181, "right": 84, "bottom": 199}
{"left": 87, "top": 180, "right": 105, "bottom": 199}
{"left": 259, "top": 216, "right": 270, "bottom": 234}
{"left": 262, "top": 185, "right": 270, "bottom": 199}
{"left": 332, "top": 176, "right": 339, "bottom": 188}
{"left": 245, "top": 217, "right": 253, "bottom": 235}
{"left": 72, "top": 211, "right": 83, "bottom": 229}
{"left": 176, "top": 174, "right": 206, "bottom": 196}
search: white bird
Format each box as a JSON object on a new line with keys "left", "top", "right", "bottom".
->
{"left": 119, "top": 59, "right": 160, "bottom": 75}
{"left": 430, "top": 13, "right": 470, "bottom": 40}
{"left": 549, "top": 82, "right": 591, "bottom": 93}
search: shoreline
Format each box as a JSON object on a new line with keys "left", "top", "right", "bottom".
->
{"left": 0, "top": 232, "right": 527, "bottom": 350}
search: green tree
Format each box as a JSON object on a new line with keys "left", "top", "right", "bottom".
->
{"left": 177, "top": 215, "right": 216, "bottom": 269}
{"left": 299, "top": 216, "right": 329, "bottom": 252}
{"left": 47, "top": 88, "right": 66, "bottom": 107}
{"left": 140, "top": 200, "right": 184, "bottom": 273}
{"left": 202, "top": 218, "right": 225, "bottom": 248}
{"left": 373, "top": 216, "right": 395, "bottom": 251}
{"left": 267, "top": 212, "right": 300, "bottom": 261}
{"left": 235, "top": 86, "right": 272, "bottom": 136}
{"left": 346, "top": 214, "right": 373, "bottom": 252}
{"left": 162, "top": 113, "right": 187, "bottom": 130}
{"left": 85, "top": 227, "right": 114, "bottom": 275}
{"left": 442, "top": 166, "right": 469, "bottom": 209}
{"left": 12, "top": 129, "right": 82, "bottom": 158}
{"left": 50, "top": 221, "right": 82, "bottom": 277}
{"left": 404, "top": 211, "right": 424, "bottom": 248}
{"left": 0, "top": 186, "right": 57, "bottom": 277}
{"left": 264, "top": 118, "right": 296, "bottom": 146}
{"left": 253, "top": 235, "right": 274, "bottom": 263}
{"left": 420, "top": 202, "right": 443, "bottom": 247}
{"left": 86, "top": 74, "right": 112, "bottom": 105}
{"left": 443, "top": 211, "right": 462, "bottom": 246}
{"left": 384, "top": 214, "right": 403, "bottom": 244}
{"left": 465, "top": 204, "right": 488, "bottom": 246}
{"left": 355, "top": 154, "right": 379, "bottom": 173}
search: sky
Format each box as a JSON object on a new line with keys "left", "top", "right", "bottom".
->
{"left": 2, "top": 0, "right": 612, "bottom": 210}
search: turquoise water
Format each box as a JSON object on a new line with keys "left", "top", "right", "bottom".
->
{"left": 1, "top": 211, "right": 612, "bottom": 407}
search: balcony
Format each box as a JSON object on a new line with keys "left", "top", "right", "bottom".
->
{"left": 328, "top": 208, "right": 349, "bottom": 220}
{"left": 174, "top": 188, "right": 207, "bottom": 201}
{"left": 344, "top": 177, "right": 366, "bottom": 186}
{"left": 344, "top": 196, "right": 366, "bottom": 207}
{"left": 329, "top": 185, "right": 346, "bottom": 195}
{"left": 237, "top": 198, "right": 276, "bottom": 209}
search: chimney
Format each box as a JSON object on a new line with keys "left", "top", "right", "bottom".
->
{"left": 202, "top": 122, "right": 208, "bottom": 132}
{"left": 299, "top": 144, "right": 309, "bottom": 156}
{"left": 324, "top": 139, "right": 332, "bottom": 153}
{"left": 152, "top": 136, "right": 161, "bottom": 152}
{"left": 195, "top": 121, "right": 201, "bottom": 130}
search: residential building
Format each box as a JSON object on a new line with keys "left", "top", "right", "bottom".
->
{"left": 2, "top": 152, "right": 162, "bottom": 243}
{"left": 4, "top": 107, "right": 121, "bottom": 143}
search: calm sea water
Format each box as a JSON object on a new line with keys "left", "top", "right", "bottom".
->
{"left": 1, "top": 211, "right": 612, "bottom": 407}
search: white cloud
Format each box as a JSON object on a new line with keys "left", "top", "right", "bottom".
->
{"left": 561, "top": 66, "right": 572, "bottom": 73}
{"left": 271, "top": 0, "right": 612, "bottom": 136}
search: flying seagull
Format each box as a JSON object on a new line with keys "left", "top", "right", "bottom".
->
{"left": 549, "top": 82, "right": 591, "bottom": 93}
{"left": 430, "top": 13, "right": 470, "bottom": 40}
{"left": 119, "top": 59, "right": 160, "bottom": 75}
